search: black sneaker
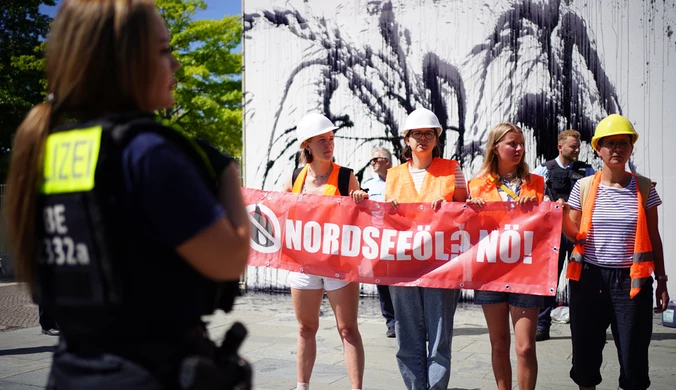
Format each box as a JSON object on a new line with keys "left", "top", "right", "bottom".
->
{"left": 386, "top": 327, "right": 396, "bottom": 338}
{"left": 41, "top": 328, "right": 60, "bottom": 336}
{"left": 535, "top": 328, "right": 549, "bottom": 342}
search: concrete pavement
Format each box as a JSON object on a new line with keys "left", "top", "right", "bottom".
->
{"left": 0, "top": 290, "right": 675, "bottom": 389}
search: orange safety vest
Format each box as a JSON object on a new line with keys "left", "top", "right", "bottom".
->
{"left": 565, "top": 172, "right": 654, "bottom": 298}
{"left": 292, "top": 162, "right": 342, "bottom": 195}
{"left": 467, "top": 172, "right": 545, "bottom": 201}
{"left": 384, "top": 158, "right": 457, "bottom": 202}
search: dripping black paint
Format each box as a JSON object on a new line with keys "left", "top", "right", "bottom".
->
{"left": 244, "top": 0, "right": 621, "bottom": 188}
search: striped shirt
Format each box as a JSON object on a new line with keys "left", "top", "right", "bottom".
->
{"left": 568, "top": 177, "right": 662, "bottom": 268}
{"left": 409, "top": 163, "right": 466, "bottom": 194}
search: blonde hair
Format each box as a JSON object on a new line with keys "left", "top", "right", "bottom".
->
{"left": 298, "top": 140, "right": 313, "bottom": 165}
{"left": 5, "top": 0, "right": 160, "bottom": 289}
{"left": 478, "top": 122, "right": 531, "bottom": 182}
{"left": 558, "top": 129, "right": 581, "bottom": 144}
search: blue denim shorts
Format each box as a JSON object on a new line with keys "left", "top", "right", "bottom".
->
{"left": 473, "top": 290, "right": 544, "bottom": 308}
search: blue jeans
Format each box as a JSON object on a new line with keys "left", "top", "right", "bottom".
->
{"left": 390, "top": 286, "right": 461, "bottom": 390}
{"left": 47, "top": 348, "right": 163, "bottom": 390}
{"left": 377, "top": 285, "right": 395, "bottom": 329}
{"left": 474, "top": 290, "right": 544, "bottom": 308}
{"left": 569, "top": 263, "right": 653, "bottom": 390}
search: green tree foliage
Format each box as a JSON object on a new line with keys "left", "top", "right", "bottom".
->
{"left": 0, "top": 0, "right": 241, "bottom": 182}
{"left": 0, "top": 0, "right": 54, "bottom": 181}
{"left": 157, "top": 0, "right": 243, "bottom": 156}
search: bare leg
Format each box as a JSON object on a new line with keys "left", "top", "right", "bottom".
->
{"left": 292, "top": 288, "right": 324, "bottom": 384}
{"left": 482, "top": 303, "right": 512, "bottom": 390}
{"left": 326, "top": 283, "right": 364, "bottom": 389}
{"left": 510, "top": 305, "right": 539, "bottom": 390}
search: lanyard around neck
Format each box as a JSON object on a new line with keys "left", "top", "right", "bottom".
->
{"left": 497, "top": 181, "right": 519, "bottom": 200}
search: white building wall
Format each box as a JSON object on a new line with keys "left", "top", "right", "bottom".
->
{"left": 243, "top": 0, "right": 676, "bottom": 294}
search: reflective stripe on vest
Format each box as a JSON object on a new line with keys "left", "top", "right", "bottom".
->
{"left": 42, "top": 126, "right": 103, "bottom": 195}
{"left": 565, "top": 172, "right": 654, "bottom": 298}
{"left": 468, "top": 173, "right": 545, "bottom": 201}
{"left": 384, "top": 158, "right": 457, "bottom": 203}
{"left": 292, "top": 162, "right": 342, "bottom": 195}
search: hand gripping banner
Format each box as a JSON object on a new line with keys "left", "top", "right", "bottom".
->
{"left": 244, "top": 189, "right": 563, "bottom": 296}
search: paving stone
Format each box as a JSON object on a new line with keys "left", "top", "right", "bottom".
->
{"left": 0, "top": 290, "right": 674, "bottom": 389}
{"left": 0, "top": 285, "right": 39, "bottom": 331}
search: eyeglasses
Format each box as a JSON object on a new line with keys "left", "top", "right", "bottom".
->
{"left": 409, "top": 131, "right": 437, "bottom": 140}
{"left": 370, "top": 157, "right": 389, "bottom": 164}
{"left": 601, "top": 139, "right": 631, "bottom": 150}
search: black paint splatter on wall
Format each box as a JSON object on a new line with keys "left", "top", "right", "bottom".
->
{"left": 465, "top": 0, "right": 621, "bottom": 158}
{"left": 245, "top": 1, "right": 468, "bottom": 187}
{"left": 244, "top": 0, "right": 621, "bottom": 188}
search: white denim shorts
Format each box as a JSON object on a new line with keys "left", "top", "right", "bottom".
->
{"left": 287, "top": 271, "right": 350, "bottom": 291}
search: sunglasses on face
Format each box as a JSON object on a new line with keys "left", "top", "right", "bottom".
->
{"left": 370, "top": 157, "right": 389, "bottom": 164}
{"left": 409, "top": 131, "right": 437, "bottom": 140}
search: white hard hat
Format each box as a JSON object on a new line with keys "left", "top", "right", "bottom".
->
{"left": 296, "top": 113, "right": 338, "bottom": 145}
{"left": 402, "top": 108, "right": 443, "bottom": 136}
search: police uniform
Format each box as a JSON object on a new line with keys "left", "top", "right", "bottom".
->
{"left": 532, "top": 156, "right": 593, "bottom": 336}
{"left": 37, "top": 112, "right": 241, "bottom": 389}
{"left": 532, "top": 157, "right": 594, "bottom": 202}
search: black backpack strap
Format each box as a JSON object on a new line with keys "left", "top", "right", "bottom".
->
{"left": 112, "top": 116, "right": 229, "bottom": 188}
{"left": 544, "top": 159, "right": 558, "bottom": 172}
{"left": 338, "top": 166, "right": 352, "bottom": 196}
{"left": 571, "top": 161, "right": 591, "bottom": 170}
{"left": 292, "top": 167, "right": 303, "bottom": 188}
{"left": 292, "top": 165, "right": 351, "bottom": 195}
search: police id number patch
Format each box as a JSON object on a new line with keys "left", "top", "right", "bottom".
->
{"left": 42, "top": 126, "right": 102, "bottom": 194}
{"left": 41, "top": 204, "right": 91, "bottom": 266}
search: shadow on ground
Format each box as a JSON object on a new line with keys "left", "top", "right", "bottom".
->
{"left": 0, "top": 346, "right": 55, "bottom": 356}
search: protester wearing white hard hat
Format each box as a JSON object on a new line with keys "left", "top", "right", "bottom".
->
{"left": 401, "top": 107, "right": 443, "bottom": 137}
{"left": 385, "top": 108, "right": 468, "bottom": 390}
{"left": 283, "top": 113, "right": 367, "bottom": 390}
{"left": 295, "top": 112, "right": 338, "bottom": 145}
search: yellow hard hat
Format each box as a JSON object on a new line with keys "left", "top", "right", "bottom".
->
{"left": 591, "top": 114, "right": 638, "bottom": 151}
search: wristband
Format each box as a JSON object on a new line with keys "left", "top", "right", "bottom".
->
{"left": 657, "top": 275, "right": 669, "bottom": 281}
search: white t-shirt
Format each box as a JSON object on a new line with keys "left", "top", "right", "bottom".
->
{"left": 568, "top": 177, "right": 662, "bottom": 268}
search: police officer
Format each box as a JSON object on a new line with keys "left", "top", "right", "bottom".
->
{"left": 532, "top": 129, "right": 594, "bottom": 341}
{"left": 5, "top": 1, "right": 250, "bottom": 388}
{"left": 360, "top": 147, "right": 396, "bottom": 338}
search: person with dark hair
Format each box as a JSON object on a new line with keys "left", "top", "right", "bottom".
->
{"left": 282, "top": 113, "right": 367, "bottom": 390}
{"left": 532, "top": 129, "right": 594, "bottom": 341}
{"left": 5, "top": 1, "right": 251, "bottom": 388}
{"left": 385, "top": 108, "right": 468, "bottom": 390}
{"left": 467, "top": 122, "right": 548, "bottom": 390}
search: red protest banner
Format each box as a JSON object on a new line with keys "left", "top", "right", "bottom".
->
{"left": 244, "top": 188, "right": 563, "bottom": 296}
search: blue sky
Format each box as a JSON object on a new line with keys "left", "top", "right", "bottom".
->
{"left": 40, "top": 0, "right": 242, "bottom": 19}
{"left": 39, "top": 0, "right": 242, "bottom": 51}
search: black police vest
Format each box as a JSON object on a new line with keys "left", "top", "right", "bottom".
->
{"left": 35, "top": 112, "right": 235, "bottom": 337}
{"left": 544, "top": 159, "right": 591, "bottom": 201}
